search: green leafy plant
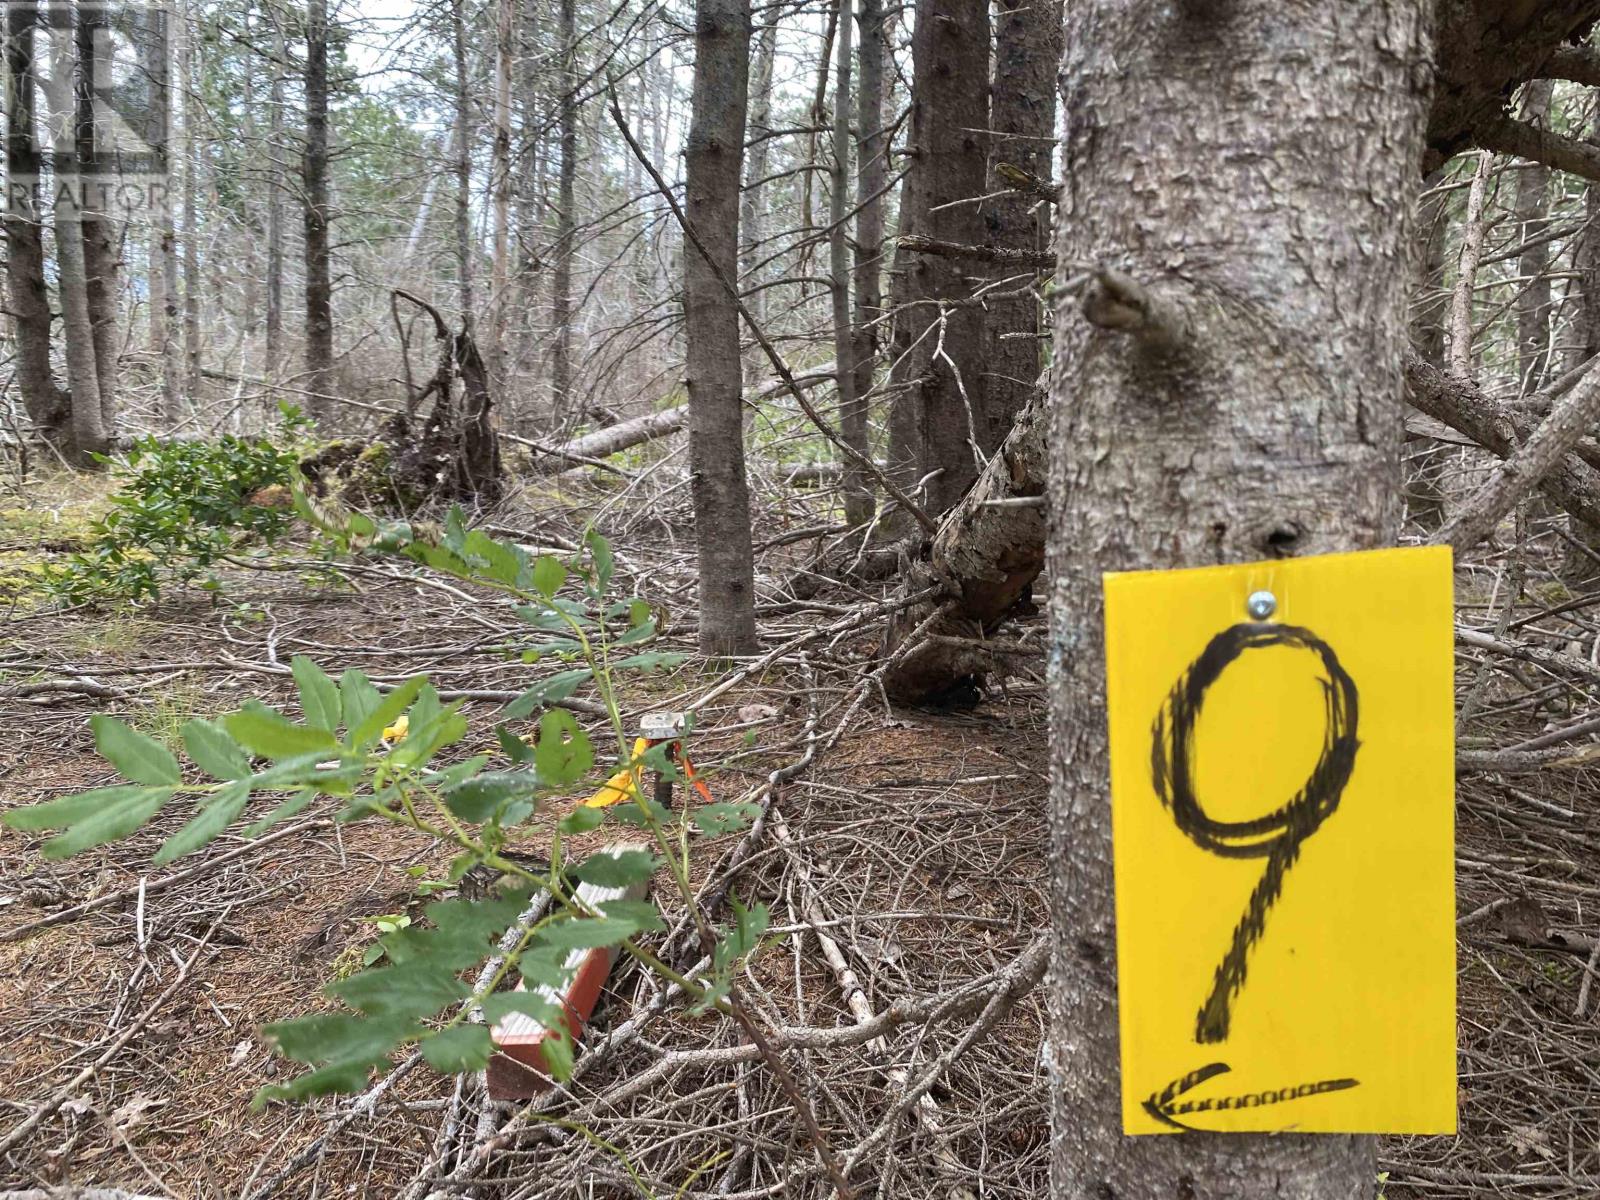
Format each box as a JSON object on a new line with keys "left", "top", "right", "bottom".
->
{"left": 5, "top": 515, "right": 767, "bottom": 1108}
{"left": 45, "top": 405, "right": 312, "bottom": 604}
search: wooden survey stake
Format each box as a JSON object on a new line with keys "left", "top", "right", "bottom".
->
{"left": 1104, "top": 546, "right": 1456, "bottom": 1135}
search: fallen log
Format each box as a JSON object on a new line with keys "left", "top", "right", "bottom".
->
{"left": 530, "top": 365, "right": 837, "bottom": 476}
{"left": 528, "top": 405, "right": 686, "bottom": 474}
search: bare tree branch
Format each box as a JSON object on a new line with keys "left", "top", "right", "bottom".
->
{"left": 1436, "top": 358, "right": 1600, "bottom": 549}
{"left": 1537, "top": 43, "right": 1600, "bottom": 86}
{"left": 898, "top": 233, "right": 1054, "bottom": 268}
{"left": 1475, "top": 111, "right": 1600, "bottom": 183}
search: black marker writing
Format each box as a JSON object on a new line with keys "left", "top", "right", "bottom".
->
{"left": 1151, "top": 623, "right": 1359, "bottom": 1044}
{"left": 1143, "top": 1062, "right": 1360, "bottom": 1132}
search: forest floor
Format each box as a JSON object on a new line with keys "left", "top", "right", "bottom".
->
{"left": 1, "top": 463, "right": 1597, "bottom": 1198}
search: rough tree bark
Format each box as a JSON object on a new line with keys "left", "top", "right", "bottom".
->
{"left": 490, "top": 0, "right": 514, "bottom": 387}
{"left": 76, "top": 0, "right": 118, "bottom": 436}
{"left": 3, "top": 0, "right": 70, "bottom": 448}
{"left": 1563, "top": 102, "right": 1600, "bottom": 579}
{"left": 151, "top": 0, "right": 181, "bottom": 423}
{"left": 451, "top": 0, "right": 473, "bottom": 323}
{"left": 179, "top": 0, "right": 199, "bottom": 401}
{"left": 851, "top": 0, "right": 887, "bottom": 410}
{"left": 979, "top": 0, "right": 1061, "bottom": 451}
{"left": 892, "top": 0, "right": 991, "bottom": 515}
{"left": 264, "top": 23, "right": 285, "bottom": 392}
{"left": 684, "top": 0, "right": 758, "bottom": 656}
{"left": 829, "top": 0, "right": 871, "bottom": 527}
{"left": 1047, "top": 4, "right": 1431, "bottom": 1197}
{"left": 1404, "top": 169, "right": 1452, "bottom": 529}
{"left": 549, "top": 0, "right": 579, "bottom": 426}
{"left": 303, "top": 0, "right": 334, "bottom": 420}
{"left": 1513, "top": 81, "right": 1555, "bottom": 394}
{"left": 739, "top": 18, "right": 777, "bottom": 331}
{"left": 42, "top": 16, "right": 106, "bottom": 464}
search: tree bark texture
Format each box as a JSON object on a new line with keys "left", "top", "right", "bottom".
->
{"left": 41, "top": 17, "right": 105, "bottom": 463}
{"left": 264, "top": 22, "right": 285, "bottom": 390}
{"left": 829, "top": 0, "right": 871, "bottom": 527}
{"left": 549, "top": 0, "right": 579, "bottom": 426}
{"left": 740, "top": 18, "right": 777, "bottom": 330}
{"left": 1513, "top": 80, "right": 1554, "bottom": 394}
{"left": 303, "top": 0, "right": 335, "bottom": 419}
{"left": 75, "top": 1, "right": 118, "bottom": 435}
{"left": 3, "top": 0, "right": 70, "bottom": 447}
{"left": 979, "top": 0, "right": 1060, "bottom": 451}
{"left": 1565, "top": 105, "right": 1600, "bottom": 578}
{"left": 896, "top": 0, "right": 990, "bottom": 515}
{"left": 179, "top": 0, "right": 199, "bottom": 401}
{"left": 1046, "top": 3, "right": 1431, "bottom": 1197}
{"left": 684, "top": 0, "right": 758, "bottom": 656}
{"left": 851, "top": 0, "right": 887, "bottom": 410}
{"left": 451, "top": 0, "right": 474, "bottom": 323}
{"left": 491, "top": 0, "right": 514, "bottom": 388}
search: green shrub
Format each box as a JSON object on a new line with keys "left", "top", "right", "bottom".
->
{"left": 47, "top": 407, "right": 311, "bottom": 604}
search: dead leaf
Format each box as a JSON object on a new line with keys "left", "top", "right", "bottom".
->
{"left": 1507, "top": 1124, "right": 1555, "bottom": 1160}
{"left": 112, "top": 1091, "right": 166, "bottom": 1133}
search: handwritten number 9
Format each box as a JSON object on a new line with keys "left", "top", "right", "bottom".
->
{"left": 1151, "top": 623, "right": 1360, "bottom": 1044}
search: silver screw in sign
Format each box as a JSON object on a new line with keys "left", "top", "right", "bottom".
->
{"left": 1246, "top": 590, "right": 1277, "bottom": 621}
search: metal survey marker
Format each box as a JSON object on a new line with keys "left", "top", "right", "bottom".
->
{"left": 1103, "top": 546, "right": 1457, "bottom": 1135}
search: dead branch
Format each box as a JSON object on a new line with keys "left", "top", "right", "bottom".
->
{"left": 1474, "top": 111, "right": 1600, "bottom": 184}
{"left": 1537, "top": 43, "right": 1600, "bottom": 87}
{"left": 993, "top": 161, "right": 1059, "bottom": 203}
{"left": 1404, "top": 353, "right": 1600, "bottom": 529}
{"left": 897, "top": 234, "right": 1054, "bottom": 269}
{"left": 1439, "top": 359, "right": 1600, "bottom": 549}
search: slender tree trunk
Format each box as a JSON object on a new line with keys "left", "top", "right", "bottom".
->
{"left": 150, "top": 0, "right": 180, "bottom": 424}
{"left": 1405, "top": 168, "right": 1452, "bottom": 530}
{"left": 303, "top": 0, "right": 334, "bottom": 419}
{"left": 1046, "top": 4, "right": 1431, "bottom": 1196}
{"left": 3, "top": 0, "right": 70, "bottom": 447}
{"left": 829, "top": 0, "right": 871, "bottom": 526}
{"left": 43, "top": 22, "right": 105, "bottom": 464}
{"left": 77, "top": 1, "right": 118, "bottom": 435}
{"left": 739, "top": 18, "right": 777, "bottom": 330}
{"left": 491, "top": 0, "right": 514, "bottom": 391}
{"left": 53, "top": 210, "right": 106, "bottom": 463}
{"left": 452, "top": 0, "right": 474, "bottom": 325}
{"left": 979, "top": 0, "right": 1060, "bottom": 451}
{"left": 549, "top": 0, "right": 578, "bottom": 426}
{"left": 1565, "top": 104, "right": 1600, "bottom": 582}
{"left": 1448, "top": 151, "right": 1492, "bottom": 379}
{"left": 684, "top": 0, "right": 758, "bottom": 656}
{"left": 899, "top": 0, "right": 990, "bottom": 515}
{"left": 851, "top": 0, "right": 887, "bottom": 409}
{"left": 1513, "top": 80, "right": 1554, "bottom": 395}
{"left": 511, "top": 0, "right": 542, "bottom": 403}
{"left": 264, "top": 22, "right": 285, "bottom": 395}
{"left": 179, "top": 0, "right": 199, "bottom": 401}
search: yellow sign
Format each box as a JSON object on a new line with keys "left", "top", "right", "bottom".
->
{"left": 1104, "top": 546, "right": 1456, "bottom": 1135}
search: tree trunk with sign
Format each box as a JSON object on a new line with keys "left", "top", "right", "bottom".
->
{"left": 1045, "top": 3, "right": 1431, "bottom": 1196}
